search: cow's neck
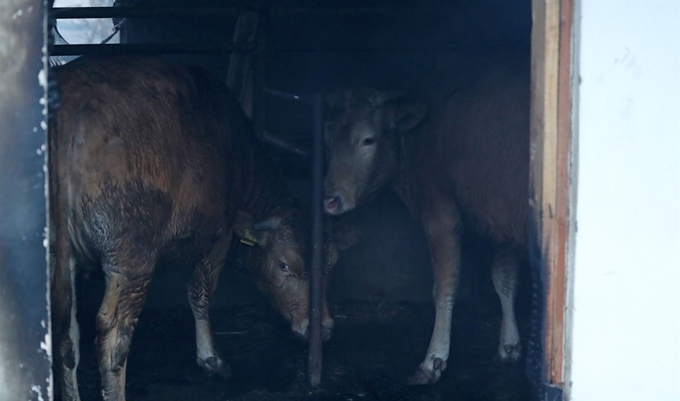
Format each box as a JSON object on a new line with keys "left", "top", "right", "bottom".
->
{"left": 238, "top": 136, "right": 294, "bottom": 221}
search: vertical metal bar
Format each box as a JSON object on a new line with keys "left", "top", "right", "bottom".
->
{"left": 0, "top": 1, "right": 52, "bottom": 400}
{"left": 308, "top": 94, "right": 325, "bottom": 387}
{"left": 252, "top": 4, "right": 267, "bottom": 142}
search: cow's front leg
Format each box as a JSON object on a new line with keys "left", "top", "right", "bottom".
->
{"left": 492, "top": 244, "right": 521, "bottom": 362}
{"left": 407, "top": 197, "right": 461, "bottom": 385}
{"left": 97, "top": 252, "right": 156, "bottom": 401}
{"left": 187, "top": 233, "right": 231, "bottom": 378}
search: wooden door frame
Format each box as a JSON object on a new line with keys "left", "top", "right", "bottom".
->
{"left": 530, "top": 0, "right": 577, "bottom": 393}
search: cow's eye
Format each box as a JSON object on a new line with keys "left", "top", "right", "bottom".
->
{"left": 279, "top": 262, "right": 290, "bottom": 273}
{"left": 362, "top": 137, "right": 376, "bottom": 146}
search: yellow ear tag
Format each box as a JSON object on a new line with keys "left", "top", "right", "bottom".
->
{"left": 240, "top": 228, "right": 259, "bottom": 247}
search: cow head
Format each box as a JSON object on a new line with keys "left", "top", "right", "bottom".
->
{"left": 233, "top": 207, "right": 361, "bottom": 341}
{"left": 322, "top": 89, "right": 427, "bottom": 215}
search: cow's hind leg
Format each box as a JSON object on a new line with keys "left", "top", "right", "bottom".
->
{"left": 51, "top": 221, "right": 81, "bottom": 401}
{"left": 491, "top": 244, "right": 521, "bottom": 362}
{"left": 96, "top": 251, "right": 157, "bottom": 401}
{"left": 187, "top": 232, "right": 232, "bottom": 378}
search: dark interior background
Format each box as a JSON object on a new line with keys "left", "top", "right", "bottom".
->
{"left": 75, "top": 0, "right": 532, "bottom": 316}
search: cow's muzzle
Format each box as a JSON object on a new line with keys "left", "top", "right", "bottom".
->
{"left": 292, "top": 318, "right": 334, "bottom": 342}
{"left": 323, "top": 195, "right": 344, "bottom": 215}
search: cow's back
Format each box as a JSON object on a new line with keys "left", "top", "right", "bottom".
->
{"left": 417, "top": 58, "right": 530, "bottom": 246}
{"left": 52, "top": 55, "right": 252, "bottom": 253}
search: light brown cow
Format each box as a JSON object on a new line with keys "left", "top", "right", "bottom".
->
{"left": 322, "top": 55, "right": 530, "bottom": 385}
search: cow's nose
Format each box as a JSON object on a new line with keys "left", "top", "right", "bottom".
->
{"left": 294, "top": 322, "right": 334, "bottom": 342}
{"left": 323, "top": 196, "right": 343, "bottom": 214}
{"left": 292, "top": 318, "right": 309, "bottom": 341}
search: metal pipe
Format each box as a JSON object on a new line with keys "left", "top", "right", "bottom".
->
{"left": 308, "top": 93, "right": 325, "bottom": 388}
{"left": 49, "top": 42, "right": 256, "bottom": 56}
{"left": 270, "top": 41, "right": 456, "bottom": 53}
{"left": 50, "top": 6, "right": 240, "bottom": 19}
{"left": 50, "top": 39, "right": 473, "bottom": 56}
{"left": 265, "top": 87, "right": 305, "bottom": 102}
{"left": 50, "top": 5, "right": 457, "bottom": 20}
{"left": 271, "top": 5, "right": 457, "bottom": 17}
{"left": 50, "top": 41, "right": 459, "bottom": 57}
{"left": 262, "top": 131, "right": 309, "bottom": 158}
{"left": 0, "top": 1, "right": 51, "bottom": 400}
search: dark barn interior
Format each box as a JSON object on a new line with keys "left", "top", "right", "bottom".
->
{"left": 51, "top": 1, "right": 536, "bottom": 400}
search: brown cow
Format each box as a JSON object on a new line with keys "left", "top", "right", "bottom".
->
{"left": 49, "top": 54, "right": 357, "bottom": 401}
{"left": 322, "top": 55, "right": 529, "bottom": 385}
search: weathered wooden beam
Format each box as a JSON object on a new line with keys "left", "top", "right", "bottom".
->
{"left": 554, "top": 0, "right": 576, "bottom": 388}
{"left": 530, "top": 0, "right": 575, "bottom": 390}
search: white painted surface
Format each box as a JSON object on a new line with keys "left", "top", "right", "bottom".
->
{"left": 570, "top": 1, "right": 680, "bottom": 400}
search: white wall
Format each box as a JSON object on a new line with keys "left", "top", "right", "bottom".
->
{"left": 570, "top": 1, "right": 680, "bottom": 400}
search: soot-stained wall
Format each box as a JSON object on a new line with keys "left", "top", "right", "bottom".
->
{"left": 75, "top": 0, "right": 531, "bottom": 314}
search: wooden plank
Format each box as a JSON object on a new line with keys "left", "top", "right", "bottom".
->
{"left": 550, "top": 0, "right": 575, "bottom": 386}
{"left": 530, "top": 0, "right": 564, "bottom": 386}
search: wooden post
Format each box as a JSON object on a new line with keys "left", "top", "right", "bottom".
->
{"left": 530, "top": 0, "right": 575, "bottom": 389}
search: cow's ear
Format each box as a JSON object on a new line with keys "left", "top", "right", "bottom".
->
{"left": 254, "top": 205, "right": 292, "bottom": 232}
{"left": 233, "top": 211, "right": 266, "bottom": 247}
{"left": 332, "top": 221, "right": 362, "bottom": 251}
{"left": 389, "top": 102, "right": 427, "bottom": 132}
{"left": 253, "top": 215, "right": 284, "bottom": 231}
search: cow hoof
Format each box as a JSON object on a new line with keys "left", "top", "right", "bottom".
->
{"left": 406, "top": 357, "right": 445, "bottom": 385}
{"left": 499, "top": 343, "right": 522, "bottom": 363}
{"left": 198, "top": 356, "right": 232, "bottom": 378}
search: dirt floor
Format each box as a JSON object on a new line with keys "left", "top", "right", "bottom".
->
{"left": 75, "top": 289, "right": 532, "bottom": 401}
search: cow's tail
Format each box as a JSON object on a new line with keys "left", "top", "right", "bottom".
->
{"left": 48, "top": 69, "right": 82, "bottom": 400}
